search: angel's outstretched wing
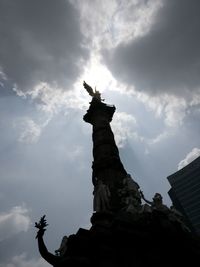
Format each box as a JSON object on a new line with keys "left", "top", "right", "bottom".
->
{"left": 83, "top": 81, "right": 95, "bottom": 97}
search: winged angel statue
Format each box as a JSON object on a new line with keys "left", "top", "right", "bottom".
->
{"left": 83, "top": 81, "right": 104, "bottom": 102}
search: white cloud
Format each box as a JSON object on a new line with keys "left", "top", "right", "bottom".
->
{"left": 0, "top": 205, "right": 31, "bottom": 241}
{"left": 71, "top": 0, "right": 118, "bottom": 50}
{"left": 111, "top": 111, "right": 141, "bottom": 147}
{"left": 0, "top": 253, "right": 49, "bottom": 267}
{"left": 73, "top": 0, "right": 161, "bottom": 50}
{"left": 148, "top": 131, "right": 170, "bottom": 145}
{"left": 135, "top": 91, "right": 188, "bottom": 127}
{"left": 164, "top": 96, "right": 187, "bottom": 127}
{"left": 190, "top": 91, "right": 200, "bottom": 105}
{"left": 53, "top": 144, "right": 84, "bottom": 163}
{"left": 15, "top": 117, "right": 41, "bottom": 144}
{"left": 0, "top": 67, "right": 7, "bottom": 81}
{"left": 15, "top": 81, "right": 89, "bottom": 115}
{"left": 106, "top": 0, "right": 162, "bottom": 46}
{"left": 66, "top": 146, "right": 84, "bottom": 162}
{"left": 178, "top": 148, "right": 200, "bottom": 170}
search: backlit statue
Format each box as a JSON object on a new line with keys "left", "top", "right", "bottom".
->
{"left": 140, "top": 191, "right": 169, "bottom": 213}
{"left": 35, "top": 216, "right": 90, "bottom": 266}
{"left": 35, "top": 215, "right": 59, "bottom": 266}
{"left": 83, "top": 81, "right": 104, "bottom": 102}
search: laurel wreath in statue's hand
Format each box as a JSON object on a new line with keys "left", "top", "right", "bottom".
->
{"left": 35, "top": 215, "right": 48, "bottom": 239}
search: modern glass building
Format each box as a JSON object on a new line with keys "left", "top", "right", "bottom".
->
{"left": 167, "top": 156, "right": 200, "bottom": 235}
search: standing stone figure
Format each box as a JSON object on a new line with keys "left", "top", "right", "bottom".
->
{"left": 93, "top": 180, "right": 111, "bottom": 212}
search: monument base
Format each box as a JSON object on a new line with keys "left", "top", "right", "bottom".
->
{"left": 53, "top": 211, "right": 200, "bottom": 267}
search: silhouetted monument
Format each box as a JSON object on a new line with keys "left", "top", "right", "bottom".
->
{"left": 35, "top": 82, "right": 200, "bottom": 266}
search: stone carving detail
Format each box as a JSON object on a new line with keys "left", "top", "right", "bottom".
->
{"left": 169, "top": 206, "right": 191, "bottom": 232}
{"left": 55, "top": 236, "right": 68, "bottom": 256}
{"left": 119, "top": 174, "right": 142, "bottom": 213}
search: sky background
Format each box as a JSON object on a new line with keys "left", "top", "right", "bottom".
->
{"left": 0, "top": 0, "right": 200, "bottom": 266}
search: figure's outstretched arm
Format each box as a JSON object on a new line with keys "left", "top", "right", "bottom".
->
{"left": 35, "top": 215, "right": 58, "bottom": 266}
{"left": 139, "top": 191, "right": 152, "bottom": 205}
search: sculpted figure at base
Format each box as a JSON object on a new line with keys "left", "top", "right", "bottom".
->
{"left": 55, "top": 236, "right": 68, "bottom": 256}
{"left": 140, "top": 191, "right": 169, "bottom": 213}
{"left": 119, "top": 174, "right": 142, "bottom": 213}
{"left": 169, "top": 206, "right": 191, "bottom": 232}
{"left": 35, "top": 216, "right": 91, "bottom": 267}
{"left": 140, "top": 193, "right": 191, "bottom": 232}
{"left": 35, "top": 215, "right": 60, "bottom": 266}
{"left": 93, "top": 180, "right": 111, "bottom": 212}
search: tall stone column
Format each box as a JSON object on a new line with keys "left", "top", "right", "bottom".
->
{"left": 83, "top": 97, "right": 136, "bottom": 214}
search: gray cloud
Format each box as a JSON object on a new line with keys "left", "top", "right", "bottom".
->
{"left": 0, "top": 206, "right": 30, "bottom": 241}
{"left": 103, "top": 0, "right": 200, "bottom": 97}
{"left": 0, "top": 253, "right": 49, "bottom": 267}
{"left": 0, "top": 0, "right": 88, "bottom": 94}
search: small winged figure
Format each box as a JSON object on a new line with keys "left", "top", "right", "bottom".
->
{"left": 35, "top": 215, "right": 48, "bottom": 239}
{"left": 83, "top": 81, "right": 104, "bottom": 101}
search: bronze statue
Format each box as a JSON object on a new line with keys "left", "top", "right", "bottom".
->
{"left": 140, "top": 191, "right": 169, "bottom": 212}
{"left": 35, "top": 215, "right": 59, "bottom": 266}
{"left": 35, "top": 216, "right": 90, "bottom": 266}
{"left": 83, "top": 81, "right": 104, "bottom": 102}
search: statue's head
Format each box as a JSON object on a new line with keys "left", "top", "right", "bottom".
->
{"left": 153, "top": 193, "right": 162, "bottom": 202}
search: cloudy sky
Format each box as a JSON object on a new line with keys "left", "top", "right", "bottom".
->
{"left": 1, "top": 0, "right": 200, "bottom": 265}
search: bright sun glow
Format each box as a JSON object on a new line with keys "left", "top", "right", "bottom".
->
{"left": 77, "top": 53, "right": 118, "bottom": 93}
